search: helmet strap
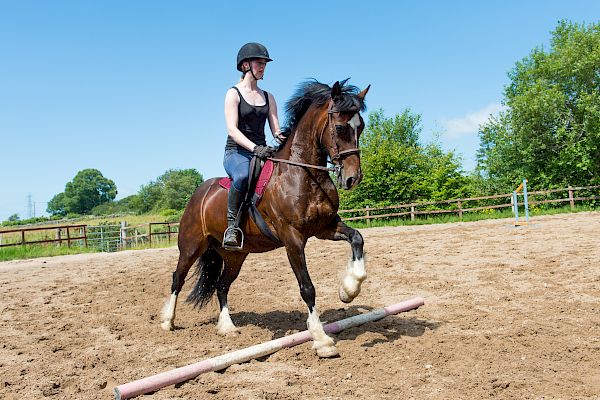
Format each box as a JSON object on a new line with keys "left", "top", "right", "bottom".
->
{"left": 242, "top": 60, "right": 262, "bottom": 81}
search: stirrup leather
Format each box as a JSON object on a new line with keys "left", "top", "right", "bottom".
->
{"left": 222, "top": 226, "right": 244, "bottom": 250}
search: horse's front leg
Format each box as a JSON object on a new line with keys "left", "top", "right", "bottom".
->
{"left": 283, "top": 229, "right": 338, "bottom": 358}
{"left": 316, "top": 217, "right": 367, "bottom": 304}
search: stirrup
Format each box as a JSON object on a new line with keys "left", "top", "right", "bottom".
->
{"left": 222, "top": 226, "right": 244, "bottom": 250}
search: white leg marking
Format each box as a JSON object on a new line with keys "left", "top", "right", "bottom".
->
{"left": 161, "top": 293, "right": 178, "bottom": 331}
{"left": 216, "top": 306, "right": 239, "bottom": 336}
{"left": 307, "top": 307, "right": 338, "bottom": 358}
{"left": 339, "top": 256, "right": 367, "bottom": 303}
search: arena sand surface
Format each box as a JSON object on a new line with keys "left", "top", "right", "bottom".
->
{"left": 1, "top": 212, "right": 599, "bottom": 399}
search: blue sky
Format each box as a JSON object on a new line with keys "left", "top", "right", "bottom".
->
{"left": 1, "top": 1, "right": 598, "bottom": 221}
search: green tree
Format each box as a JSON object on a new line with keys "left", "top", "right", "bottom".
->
{"left": 47, "top": 169, "right": 117, "bottom": 216}
{"left": 90, "top": 194, "right": 140, "bottom": 215}
{"left": 7, "top": 214, "right": 20, "bottom": 222}
{"left": 133, "top": 169, "right": 203, "bottom": 213}
{"left": 159, "top": 169, "right": 204, "bottom": 210}
{"left": 340, "top": 109, "right": 470, "bottom": 209}
{"left": 477, "top": 20, "right": 600, "bottom": 190}
{"left": 47, "top": 192, "right": 68, "bottom": 217}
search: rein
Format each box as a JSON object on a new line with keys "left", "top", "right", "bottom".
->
{"left": 268, "top": 100, "right": 360, "bottom": 173}
{"left": 266, "top": 157, "right": 338, "bottom": 172}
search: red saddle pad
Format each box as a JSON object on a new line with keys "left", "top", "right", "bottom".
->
{"left": 218, "top": 160, "right": 274, "bottom": 205}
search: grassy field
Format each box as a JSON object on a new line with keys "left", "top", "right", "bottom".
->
{"left": 0, "top": 244, "right": 99, "bottom": 262}
{"left": 0, "top": 240, "right": 177, "bottom": 262}
{"left": 1, "top": 213, "right": 177, "bottom": 230}
{"left": 0, "top": 213, "right": 178, "bottom": 262}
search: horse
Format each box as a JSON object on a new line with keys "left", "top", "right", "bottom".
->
{"left": 161, "top": 79, "right": 370, "bottom": 358}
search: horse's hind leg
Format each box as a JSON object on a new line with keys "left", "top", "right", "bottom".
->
{"left": 316, "top": 217, "right": 366, "bottom": 303}
{"left": 215, "top": 252, "right": 247, "bottom": 335}
{"left": 161, "top": 237, "right": 207, "bottom": 331}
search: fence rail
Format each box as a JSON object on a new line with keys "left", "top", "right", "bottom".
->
{"left": 339, "top": 184, "right": 600, "bottom": 224}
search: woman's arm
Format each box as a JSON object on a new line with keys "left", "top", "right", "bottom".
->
{"left": 224, "top": 88, "right": 257, "bottom": 151}
{"left": 266, "top": 92, "right": 285, "bottom": 144}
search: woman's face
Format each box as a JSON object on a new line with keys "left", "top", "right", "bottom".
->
{"left": 246, "top": 59, "right": 267, "bottom": 79}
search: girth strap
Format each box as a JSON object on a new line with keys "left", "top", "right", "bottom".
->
{"left": 249, "top": 199, "right": 283, "bottom": 246}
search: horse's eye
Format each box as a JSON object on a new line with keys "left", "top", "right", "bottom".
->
{"left": 335, "top": 125, "right": 345, "bottom": 134}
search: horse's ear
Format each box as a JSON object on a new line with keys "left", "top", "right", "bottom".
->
{"left": 358, "top": 84, "right": 371, "bottom": 100}
{"left": 331, "top": 81, "right": 342, "bottom": 99}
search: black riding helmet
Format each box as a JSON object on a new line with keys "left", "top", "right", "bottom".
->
{"left": 236, "top": 42, "right": 273, "bottom": 72}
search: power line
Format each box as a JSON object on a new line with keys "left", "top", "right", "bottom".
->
{"left": 27, "top": 193, "right": 33, "bottom": 219}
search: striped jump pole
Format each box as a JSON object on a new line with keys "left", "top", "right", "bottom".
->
{"left": 114, "top": 297, "right": 425, "bottom": 400}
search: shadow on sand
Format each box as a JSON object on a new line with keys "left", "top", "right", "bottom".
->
{"left": 227, "top": 303, "right": 439, "bottom": 347}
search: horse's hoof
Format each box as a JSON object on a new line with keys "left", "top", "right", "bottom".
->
{"left": 217, "top": 326, "right": 240, "bottom": 336}
{"left": 316, "top": 345, "right": 339, "bottom": 358}
{"left": 161, "top": 321, "right": 174, "bottom": 331}
{"left": 339, "top": 287, "right": 354, "bottom": 303}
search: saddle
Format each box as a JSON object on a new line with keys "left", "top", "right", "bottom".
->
{"left": 219, "top": 158, "right": 282, "bottom": 246}
{"left": 218, "top": 159, "right": 274, "bottom": 206}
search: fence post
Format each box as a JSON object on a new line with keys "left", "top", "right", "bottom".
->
{"left": 410, "top": 205, "right": 415, "bottom": 221}
{"left": 568, "top": 186, "right": 575, "bottom": 210}
{"left": 57, "top": 228, "right": 62, "bottom": 247}
{"left": 83, "top": 226, "right": 88, "bottom": 248}
{"left": 149, "top": 223, "right": 152, "bottom": 245}
{"left": 365, "top": 208, "right": 371, "bottom": 227}
{"left": 523, "top": 180, "right": 529, "bottom": 223}
{"left": 121, "top": 221, "right": 127, "bottom": 249}
{"left": 21, "top": 230, "right": 25, "bottom": 246}
{"left": 457, "top": 200, "right": 463, "bottom": 219}
{"left": 167, "top": 223, "right": 172, "bottom": 242}
{"left": 66, "top": 227, "right": 71, "bottom": 248}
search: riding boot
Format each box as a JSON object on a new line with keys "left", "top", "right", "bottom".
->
{"left": 223, "top": 186, "right": 244, "bottom": 249}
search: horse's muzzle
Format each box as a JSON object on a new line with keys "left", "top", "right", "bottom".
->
{"left": 341, "top": 170, "right": 362, "bottom": 190}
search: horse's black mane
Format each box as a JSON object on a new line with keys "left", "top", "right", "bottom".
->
{"left": 283, "top": 78, "right": 366, "bottom": 133}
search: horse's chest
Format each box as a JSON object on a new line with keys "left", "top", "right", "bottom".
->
{"left": 302, "top": 184, "right": 338, "bottom": 222}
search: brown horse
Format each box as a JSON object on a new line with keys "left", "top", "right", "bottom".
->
{"left": 161, "top": 79, "right": 370, "bottom": 357}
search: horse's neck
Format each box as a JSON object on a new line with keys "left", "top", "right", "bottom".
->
{"left": 278, "top": 111, "right": 326, "bottom": 167}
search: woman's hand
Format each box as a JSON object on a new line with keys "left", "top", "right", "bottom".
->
{"left": 253, "top": 145, "right": 275, "bottom": 159}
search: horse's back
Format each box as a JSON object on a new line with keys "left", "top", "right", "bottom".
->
{"left": 179, "top": 177, "right": 228, "bottom": 244}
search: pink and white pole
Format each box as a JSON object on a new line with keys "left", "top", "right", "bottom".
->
{"left": 115, "top": 297, "right": 425, "bottom": 400}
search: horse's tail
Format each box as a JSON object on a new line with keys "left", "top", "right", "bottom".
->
{"left": 186, "top": 246, "right": 223, "bottom": 308}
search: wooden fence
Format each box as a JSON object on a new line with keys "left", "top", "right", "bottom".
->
{"left": 339, "top": 184, "right": 600, "bottom": 224}
{"left": 1, "top": 184, "right": 598, "bottom": 250}
{"left": 0, "top": 222, "right": 179, "bottom": 250}
{"left": 0, "top": 224, "right": 87, "bottom": 248}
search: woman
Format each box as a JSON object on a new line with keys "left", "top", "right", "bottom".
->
{"left": 222, "top": 42, "right": 284, "bottom": 249}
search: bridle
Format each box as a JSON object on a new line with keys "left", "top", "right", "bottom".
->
{"left": 322, "top": 100, "right": 361, "bottom": 164}
{"left": 268, "top": 100, "right": 361, "bottom": 173}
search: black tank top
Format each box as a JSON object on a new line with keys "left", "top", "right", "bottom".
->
{"left": 225, "top": 86, "right": 269, "bottom": 151}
